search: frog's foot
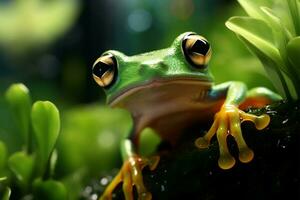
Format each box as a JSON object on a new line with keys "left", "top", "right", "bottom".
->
{"left": 195, "top": 105, "right": 270, "bottom": 170}
{"left": 100, "top": 155, "right": 160, "bottom": 200}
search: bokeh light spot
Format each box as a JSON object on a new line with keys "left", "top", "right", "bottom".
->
{"left": 170, "top": 0, "right": 194, "bottom": 20}
{"left": 128, "top": 9, "right": 152, "bottom": 32}
{"left": 97, "top": 130, "right": 116, "bottom": 149}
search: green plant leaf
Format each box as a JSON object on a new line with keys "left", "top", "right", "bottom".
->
{"left": 237, "top": 35, "right": 289, "bottom": 99}
{"left": 237, "top": 0, "right": 266, "bottom": 20}
{"left": 140, "top": 128, "right": 161, "bottom": 157}
{"left": 34, "top": 179, "right": 67, "bottom": 200}
{"left": 1, "top": 187, "right": 11, "bottom": 200}
{"left": 287, "top": 0, "right": 300, "bottom": 35}
{"left": 226, "top": 16, "right": 289, "bottom": 76}
{"left": 49, "top": 149, "right": 57, "bottom": 178}
{"left": 260, "top": 6, "right": 291, "bottom": 45}
{"left": 5, "top": 84, "right": 31, "bottom": 151}
{"left": 43, "top": 149, "right": 58, "bottom": 179}
{"left": 259, "top": 6, "right": 299, "bottom": 82}
{"left": 8, "top": 152, "right": 34, "bottom": 188}
{"left": 287, "top": 36, "right": 300, "bottom": 76}
{"left": 0, "top": 141, "right": 7, "bottom": 173}
{"left": 31, "top": 101, "right": 60, "bottom": 176}
{"left": 237, "top": 0, "right": 290, "bottom": 37}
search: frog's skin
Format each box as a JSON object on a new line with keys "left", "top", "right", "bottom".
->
{"left": 92, "top": 32, "right": 282, "bottom": 200}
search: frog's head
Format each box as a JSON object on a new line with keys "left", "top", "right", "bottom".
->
{"left": 92, "top": 32, "right": 213, "bottom": 107}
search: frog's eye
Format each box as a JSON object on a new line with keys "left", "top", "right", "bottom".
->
{"left": 182, "top": 34, "right": 212, "bottom": 68}
{"left": 92, "top": 54, "right": 117, "bottom": 88}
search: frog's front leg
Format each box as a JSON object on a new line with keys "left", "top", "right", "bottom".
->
{"left": 100, "top": 132, "right": 159, "bottom": 200}
{"left": 195, "top": 81, "right": 281, "bottom": 170}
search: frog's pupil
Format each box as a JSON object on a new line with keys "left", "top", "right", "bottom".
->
{"left": 93, "top": 62, "right": 112, "bottom": 78}
{"left": 191, "top": 39, "right": 210, "bottom": 55}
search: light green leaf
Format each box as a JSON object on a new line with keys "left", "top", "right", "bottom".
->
{"left": 260, "top": 6, "right": 298, "bottom": 79}
{"left": 287, "top": 0, "right": 300, "bottom": 35}
{"left": 31, "top": 101, "right": 60, "bottom": 176}
{"left": 237, "top": 35, "right": 289, "bottom": 99}
{"left": 0, "top": 177, "right": 6, "bottom": 181}
{"left": 49, "top": 149, "right": 58, "bottom": 178}
{"left": 0, "top": 0, "right": 80, "bottom": 54}
{"left": 0, "top": 141, "right": 7, "bottom": 172}
{"left": 287, "top": 36, "right": 300, "bottom": 76}
{"left": 5, "top": 84, "right": 31, "bottom": 150}
{"left": 140, "top": 128, "right": 161, "bottom": 157}
{"left": 8, "top": 152, "right": 34, "bottom": 188}
{"left": 226, "top": 17, "right": 289, "bottom": 76}
{"left": 237, "top": 0, "right": 266, "bottom": 20}
{"left": 1, "top": 187, "right": 11, "bottom": 200}
{"left": 260, "top": 6, "right": 292, "bottom": 44}
{"left": 282, "top": 72, "right": 299, "bottom": 99}
{"left": 34, "top": 180, "right": 67, "bottom": 200}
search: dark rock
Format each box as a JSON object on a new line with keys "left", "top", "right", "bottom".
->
{"left": 84, "top": 101, "right": 300, "bottom": 200}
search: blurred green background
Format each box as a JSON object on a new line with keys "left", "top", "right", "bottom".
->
{"left": 0, "top": 0, "right": 276, "bottom": 199}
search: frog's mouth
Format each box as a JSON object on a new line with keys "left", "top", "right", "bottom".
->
{"left": 108, "top": 76, "right": 213, "bottom": 107}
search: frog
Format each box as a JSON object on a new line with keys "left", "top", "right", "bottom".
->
{"left": 92, "top": 32, "right": 282, "bottom": 200}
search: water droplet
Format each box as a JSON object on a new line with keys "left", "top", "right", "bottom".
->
{"left": 161, "top": 185, "right": 165, "bottom": 192}
{"left": 84, "top": 186, "right": 92, "bottom": 194}
{"left": 282, "top": 118, "right": 289, "bottom": 124}
{"left": 266, "top": 110, "right": 277, "bottom": 115}
{"left": 276, "top": 140, "right": 281, "bottom": 147}
{"left": 100, "top": 177, "right": 108, "bottom": 186}
{"left": 265, "top": 105, "right": 271, "bottom": 110}
{"left": 91, "top": 194, "right": 98, "bottom": 200}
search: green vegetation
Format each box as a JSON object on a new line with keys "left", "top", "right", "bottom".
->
{"left": 226, "top": 0, "right": 300, "bottom": 101}
{"left": 0, "top": 0, "right": 80, "bottom": 54}
{"left": 0, "top": 84, "right": 65, "bottom": 200}
{"left": 0, "top": 83, "right": 138, "bottom": 199}
{"left": 0, "top": 0, "right": 299, "bottom": 199}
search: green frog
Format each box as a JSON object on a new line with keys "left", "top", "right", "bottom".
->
{"left": 92, "top": 32, "right": 281, "bottom": 200}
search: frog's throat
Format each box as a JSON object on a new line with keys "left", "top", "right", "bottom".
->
{"left": 108, "top": 76, "right": 213, "bottom": 107}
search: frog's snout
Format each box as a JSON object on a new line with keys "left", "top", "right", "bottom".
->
{"left": 138, "top": 60, "right": 168, "bottom": 76}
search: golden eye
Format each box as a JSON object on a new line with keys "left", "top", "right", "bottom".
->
{"left": 92, "top": 54, "right": 117, "bottom": 87}
{"left": 182, "top": 34, "right": 212, "bottom": 68}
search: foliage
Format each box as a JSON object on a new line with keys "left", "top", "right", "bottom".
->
{"left": 0, "top": 82, "right": 145, "bottom": 199}
{"left": 0, "top": 84, "right": 65, "bottom": 199}
{"left": 226, "top": 0, "right": 300, "bottom": 101}
{"left": 0, "top": 0, "right": 80, "bottom": 54}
